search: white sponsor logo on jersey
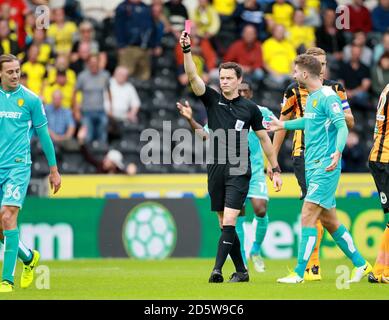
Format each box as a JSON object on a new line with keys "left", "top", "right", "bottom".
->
{"left": 0, "top": 111, "right": 22, "bottom": 119}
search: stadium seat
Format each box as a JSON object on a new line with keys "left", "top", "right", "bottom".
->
{"left": 31, "top": 158, "right": 50, "bottom": 178}
{"left": 160, "top": 33, "right": 176, "bottom": 50}
{"left": 130, "top": 78, "right": 152, "bottom": 91}
{"left": 60, "top": 153, "right": 86, "bottom": 174}
{"left": 155, "top": 55, "right": 176, "bottom": 69}
{"left": 142, "top": 163, "right": 170, "bottom": 174}
{"left": 153, "top": 76, "right": 177, "bottom": 90}
{"left": 170, "top": 163, "right": 197, "bottom": 174}
{"left": 90, "top": 141, "right": 110, "bottom": 155}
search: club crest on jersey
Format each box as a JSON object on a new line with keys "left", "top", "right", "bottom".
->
{"left": 332, "top": 102, "right": 341, "bottom": 113}
{"left": 17, "top": 99, "right": 24, "bottom": 107}
{"left": 235, "top": 119, "right": 245, "bottom": 131}
{"left": 312, "top": 100, "right": 318, "bottom": 108}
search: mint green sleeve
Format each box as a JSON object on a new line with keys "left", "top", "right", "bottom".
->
{"left": 258, "top": 106, "right": 274, "bottom": 124}
{"left": 30, "top": 96, "right": 48, "bottom": 129}
{"left": 284, "top": 117, "right": 306, "bottom": 130}
{"left": 324, "top": 95, "right": 348, "bottom": 152}
{"left": 334, "top": 120, "right": 348, "bottom": 153}
{"left": 324, "top": 95, "right": 345, "bottom": 124}
{"left": 35, "top": 124, "right": 57, "bottom": 167}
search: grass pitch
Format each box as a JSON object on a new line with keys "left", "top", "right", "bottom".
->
{"left": 2, "top": 258, "right": 388, "bottom": 300}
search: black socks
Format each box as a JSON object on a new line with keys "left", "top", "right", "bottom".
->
{"left": 214, "top": 225, "right": 246, "bottom": 273}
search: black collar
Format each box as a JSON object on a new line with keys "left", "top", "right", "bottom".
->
{"left": 219, "top": 92, "right": 241, "bottom": 104}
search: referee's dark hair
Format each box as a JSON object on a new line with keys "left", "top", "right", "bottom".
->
{"left": 0, "top": 54, "right": 18, "bottom": 71}
{"left": 294, "top": 54, "right": 321, "bottom": 78}
{"left": 219, "top": 62, "right": 243, "bottom": 79}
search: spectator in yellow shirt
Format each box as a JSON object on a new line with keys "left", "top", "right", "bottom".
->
{"left": 0, "top": 18, "right": 20, "bottom": 56}
{"left": 265, "top": 0, "right": 295, "bottom": 31}
{"left": 295, "top": 0, "right": 321, "bottom": 27}
{"left": 47, "top": 54, "right": 77, "bottom": 87}
{"left": 190, "top": 0, "right": 221, "bottom": 39}
{"left": 213, "top": 0, "right": 236, "bottom": 18}
{"left": 262, "top": 24, "right": 296, "bottom": 87}
{"left": 26, "top": 27, "right": 54, "bottom": 65}
{"left": 287, "top": 8, "right": 315, "bottom": 54}
{"left": 43, "top": 70, "right": 77, "bottom": 110}
{"left": 21, "top": 44, "right": 47, "bottom": 95}
{"left": 47, "top": 7, "right": 78, "bottom": 54}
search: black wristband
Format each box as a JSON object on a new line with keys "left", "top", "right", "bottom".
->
{"left": 272, "top": 166, "right": 281, "bottom": 173}
{"left": 182, "top": 45, "right": 191, "bottom": 53}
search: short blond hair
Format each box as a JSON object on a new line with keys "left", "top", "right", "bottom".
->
{"left": 305, "top": 47, "right": 326, "bottom": 57}
{"left": 0, "top": 54, "right": 18, "bottom": 70}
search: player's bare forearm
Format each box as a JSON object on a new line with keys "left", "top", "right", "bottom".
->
{"left": 189, "top": 118, "right": 209, "bottom": 140}
{"left": 344, "top": 109, "right": 355, "bottom": 129}
{"left": 256, "top": 130, "right": 279, "bottom": 168}
{"left": 272, "top": 114, "right": 290, "bottom": 155}
{"left": 50, "top": 165, "right": 59, "bottom": 173}
{"left": 177, "top": 101, "right": 209, "bottom": 140}
{"left": 272, "top": 130, "right": 287, "bottom": 156}
{"left": 179, "top": 30, "right": 205, "bottom": 96}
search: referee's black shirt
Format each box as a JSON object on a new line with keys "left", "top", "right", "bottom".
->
{"left": 199, "top": 86, "right": 265, "bottom": 167}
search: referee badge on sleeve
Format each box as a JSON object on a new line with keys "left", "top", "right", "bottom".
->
{"left": 235, "top": 119, "right": 245, "bottom": 131}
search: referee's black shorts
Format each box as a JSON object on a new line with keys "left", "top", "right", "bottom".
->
{"left": 369, "top": 161, "right": 389, "bottom": 213}
{"left": 207, "top": 164, "right": 251, "bottom": 212}
{"left": 292, "top": 154, "right": 307, "bottom": 200}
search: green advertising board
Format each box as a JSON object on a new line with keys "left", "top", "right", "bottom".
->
{"left": 195, "top": 198, "right": 386, "bottom": 259}
{"left": 18, "top": 198, "right": 105, "bottom": 259}
{"left": 9, "top": 197, "right": 385, "bottom": 260}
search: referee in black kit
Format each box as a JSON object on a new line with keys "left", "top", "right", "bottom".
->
{"left": 179, "top": 31, "right": 282, "bottom": 283}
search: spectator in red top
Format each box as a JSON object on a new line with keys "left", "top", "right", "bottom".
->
{"left": 0, "top": 0, "right": 29, "bottom": 48}
{"left": 224, "top": 24, "right": 264, "bottom": 82}
{"left": 347, "top": 0, "right": 372, "bottom": 34}
{"left": 174, "top": 24, "right": 217, "bottom": 72}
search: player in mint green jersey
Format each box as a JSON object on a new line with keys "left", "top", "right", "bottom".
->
{"left": 269, "top": 54, "right": 371, "bottom": 284}
{"left": 236, "top": 82, "right": 273, "bottom": 272}
{"left": 0, "top": 54, "right": 61, "bottom": 293}
{"left": 177, "top": 81, "right": 275, "bottom": 273}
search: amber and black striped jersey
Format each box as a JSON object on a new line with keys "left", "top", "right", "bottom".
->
{"left": 281, "top": 79, "right": 350, "bottom": 157}
{"left": 369, "top": 84, "right": 389, "bottom": 163}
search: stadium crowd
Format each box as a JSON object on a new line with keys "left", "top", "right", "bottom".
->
{"left": 1, "top": 0, "right": 389, "bottom": 177}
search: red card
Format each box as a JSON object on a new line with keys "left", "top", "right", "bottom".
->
{"left": 185, "top": 20, "right": 191, "bottom": 34}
